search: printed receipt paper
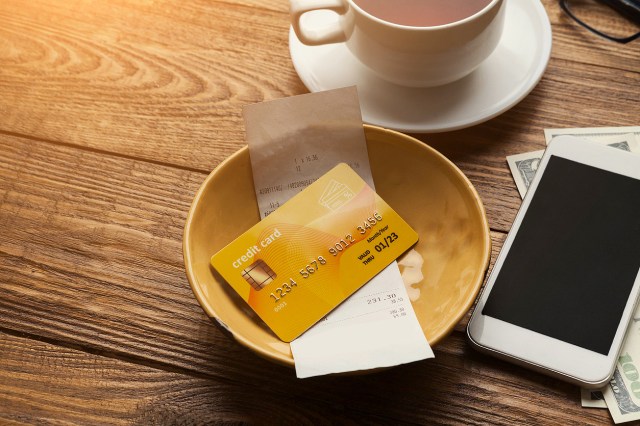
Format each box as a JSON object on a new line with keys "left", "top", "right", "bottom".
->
{"left": 211, "top": 164, "right": 418, "bottom": 342}
{"left": 243, "top": 87, "right": 433, "bottom": 378}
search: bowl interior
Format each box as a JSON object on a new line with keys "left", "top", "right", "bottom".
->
{"left": 184, "top": 125, "right": 491, "bottom": 366}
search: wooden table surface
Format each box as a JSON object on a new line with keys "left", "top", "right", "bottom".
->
{"left": 1, "top": 0, "right": 638, "bottom": 424}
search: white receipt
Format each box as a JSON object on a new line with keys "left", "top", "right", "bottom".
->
{"left": 290, "top": 263, "right": 433, "bottom": 378}
{"left": 244, "top": 87, "right": 433, "bottom": 378}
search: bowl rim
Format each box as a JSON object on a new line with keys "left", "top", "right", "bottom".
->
{"left": 183, "top": 124, "right": 491, "bottom": 367}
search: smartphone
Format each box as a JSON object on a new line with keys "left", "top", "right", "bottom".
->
{"left": 467, "top": 135, "right": 640, "bottom": 388}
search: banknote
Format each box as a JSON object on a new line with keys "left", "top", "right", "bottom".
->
{"left": 506, "top": 150, "right": 545, "bottom": 199}
{"left": 602, "top": 307, "right": 640, "bottom": 423}
{"left": 507, "top": 133, "right": 640, "bottom": 199}
{"left": 544, "top": 126, "right": 640, "bottom": 148}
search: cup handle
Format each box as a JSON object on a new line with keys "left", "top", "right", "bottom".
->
{"left": 290, "top": 0, "right": 348, "bottom": 46}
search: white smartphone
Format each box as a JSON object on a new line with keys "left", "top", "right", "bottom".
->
{"left": 467, "top": 135, "right": 640, "bottom": 388}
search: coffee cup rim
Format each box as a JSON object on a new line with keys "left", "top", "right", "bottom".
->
{"left": 347, "top": 0, "right": 502, "bottom": 31}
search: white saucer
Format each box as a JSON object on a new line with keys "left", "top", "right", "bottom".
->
{"left": 289, "top": 0, "right": 552, "bottom": 133}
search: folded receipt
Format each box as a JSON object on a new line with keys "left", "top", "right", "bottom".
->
{"left": 243, "top": 87, "right": 433, "bottom": 378}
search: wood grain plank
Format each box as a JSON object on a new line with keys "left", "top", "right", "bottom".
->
{"left": 545, "top": 2, "right": 640, "bottom": 71}
{"left": 0, "top": 132, "right": 510, "bottom": 377}
{"left": 1, "top": 331, "right": 174, "bottom": 425}
{"left": 0, "top": 0, "right": 638, "bottom": 175}
{"left": 0, "top": 0, "right": 636, "bottom": 423}
{"left": 0, "top": 133, "right": 247, "bottom": 376}
{"left": 0, "top": 330, "right": 407, "bottom": 425}
{"left": 0, "top": 327, "right": 615, "bottom": 426}
{"left": 0, "top": 134, "right": 615, "bottom": 424}
{"left": 0, "top": 0, "right": 304, "bottom": 169}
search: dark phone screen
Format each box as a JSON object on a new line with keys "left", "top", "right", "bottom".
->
{"left": 483, "top": 156, "right": 640, "bottom": 355}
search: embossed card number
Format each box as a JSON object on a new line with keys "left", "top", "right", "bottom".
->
{"left": 210, "top": 164, "right": 419, "bottom": 342}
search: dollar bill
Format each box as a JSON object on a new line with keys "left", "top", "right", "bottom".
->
{"left": 602, "top": 308, "right": 640, "bottom": 423}
{"left": 507, "top": 133, "right": 640, "bottom": 199}
{"left": 544, "top": 126, "right": 640, "bottom": 148}
{"left": 506, "top": 150, "right": 545, "bottom": 199}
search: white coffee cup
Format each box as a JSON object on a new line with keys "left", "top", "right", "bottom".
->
{"left": 290, "top": 0, "right": 506, "bottom": 87}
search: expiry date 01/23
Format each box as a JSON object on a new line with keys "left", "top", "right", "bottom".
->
{"left": 374, "top": 232, "right": 399, "bottom": 252}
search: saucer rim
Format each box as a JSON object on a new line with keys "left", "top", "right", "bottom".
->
{"left": 288, "top": 0, "right": 553, "bottom": 133}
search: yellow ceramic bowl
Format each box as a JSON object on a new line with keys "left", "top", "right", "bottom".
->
{"left": 184, "top": 125, "right": 491, "bottom": 366}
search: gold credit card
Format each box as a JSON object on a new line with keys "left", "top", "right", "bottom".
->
{"left": 210, "top": 163, "right": 418, "bottom": 342}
